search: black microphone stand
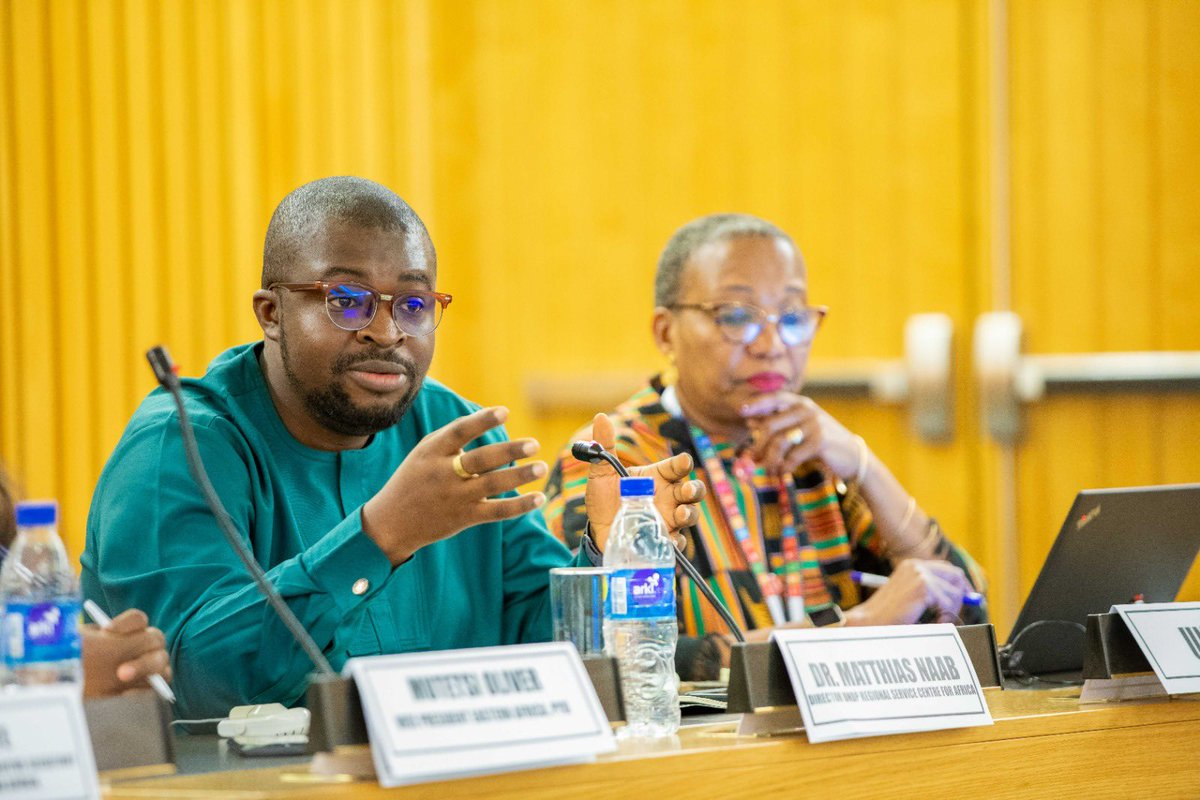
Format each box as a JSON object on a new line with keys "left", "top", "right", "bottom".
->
{"left": 571, "top": 441, "right": 746, "bottom": 643}
{"left": 146, "top": 346, "right": 336, "bottom": 678}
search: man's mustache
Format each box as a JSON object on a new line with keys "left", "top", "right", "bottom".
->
{"left": 333, "top": 351, "right": 419, "bottom": 379}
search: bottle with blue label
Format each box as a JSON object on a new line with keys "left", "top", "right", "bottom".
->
{"left": 603, "top": 476, "right": 679, "bottom": 738}
{"left": 0, "top": 500, "right": 82, "bottom": 688}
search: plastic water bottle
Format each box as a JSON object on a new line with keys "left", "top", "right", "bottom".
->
{"left": 603, "top": 476, "right": 679, "bottom": 738}
{"left": 0, "top": 501, "right": 82, "bottom": 688}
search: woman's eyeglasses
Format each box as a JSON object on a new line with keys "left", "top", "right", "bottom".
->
{"left": 270, "top": 282, "right": 453, "bottom": 336}
{"left": 670, "top": 302, "right": 827, "bottom": 347}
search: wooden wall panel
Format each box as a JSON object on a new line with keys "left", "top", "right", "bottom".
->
{"left": 425, "top": 2, "right": 983, "bottom": 576}
{"left": 1154, "top": 0, "right": 1200, "bottom": 601}
{"left": 0, "top": 8, "right": 15, "bottom": 487}
{"left": 6, "top": 0, "right": 61, "bottom": 527}
{"left": 47, "top": 0, "right": 95, "bottom": 544}
{"left": 1010, "top": 0, "right": 1200, "bottom": 605}
{"left": 0, "top": 0, "right": 435, "bottom": 557}
{"left": 0, "top": 0, "right": 1196, "bottom": 627}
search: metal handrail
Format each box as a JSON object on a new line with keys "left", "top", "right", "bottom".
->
{"left": 975, "top": 311, "right": 1200, "bottom": 443}
{"left": 1022, "top": 352, "right": 1200, "bottom": 396}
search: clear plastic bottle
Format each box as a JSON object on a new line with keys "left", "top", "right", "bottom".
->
{"left": 0, "top": 500, "right": 82, "bottom": 688}
{"left": 603, "top": 476, "right": 679, "bottom": 738}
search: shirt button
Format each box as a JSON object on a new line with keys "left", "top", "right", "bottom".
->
{"left": 352, "top": 578, "right": 370, "bottom": 596}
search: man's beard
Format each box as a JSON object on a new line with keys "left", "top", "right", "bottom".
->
{"left": 280, "top": 335, "right": 422, "bottom": 437}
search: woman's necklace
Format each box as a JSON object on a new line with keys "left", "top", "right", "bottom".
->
{"left": 687, "top": 423, "right": 807, "bottom": 625}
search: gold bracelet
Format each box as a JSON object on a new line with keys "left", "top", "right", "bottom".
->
{"left": 853, "top": 435, "right": 870, "bottom": 486}
{"left": 885, "top": 496, "right": 919, "bottom": 557}
{"left": 897, "top": 495, "right": 917, "bottom": 534}
{"left": 890, "top": 505, "right": 942, "bottom": 559}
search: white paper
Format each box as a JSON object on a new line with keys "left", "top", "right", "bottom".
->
{"left": 1112, "top": 601, "right": 1200, "bottom": 695}
{"left": 1080, "top": 674, "right": 1167, "bottom": 704}
{"left": 735, "top": 706, "right": 803, "bottom": 737}
{"left": 346, "top": 643, "right": 615, "bottom": 787}
{"left": 772, "top": 624, "right": 993, "bottom": 743}
{"left": 0, "top": 685, "right": 100, "bottom": 800}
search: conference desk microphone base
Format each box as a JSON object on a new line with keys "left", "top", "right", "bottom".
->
{"left": 1082, "top": 612, "right": 1155, "bottom": 679}
{"left": 726, "top": 623, "right": 1005, "bottom": 715}
{"left": 84, "top": 688, "right": 176, "bottom": 775}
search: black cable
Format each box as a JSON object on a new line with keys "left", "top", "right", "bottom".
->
{"left": 572, "top": 441, "right": 746, "bottom": 643}
{"left": 999, "top": 618, "right": 1087, "bottom": 686}
{"left": 670, "top": 546, "right": 745, "bottom": 642}
{"left": 147, "top": 346, "right": 336, "bottom": 677}
{"left": 1004, "top": 618, "right": 1087, "bottom": 653}
{"left": 1010, "top": 673, "right": 1085, "bottom": 687}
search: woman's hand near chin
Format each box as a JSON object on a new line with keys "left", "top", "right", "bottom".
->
{"left": 740, "top": 393, "right": 863, "bottom": 479}
{"left": 740, "top": 392, "right": 938, "bottom": 562}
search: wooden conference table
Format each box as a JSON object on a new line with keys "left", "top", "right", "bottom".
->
{"left": 104, "top": 688, "right": 1200, "bottom": 799}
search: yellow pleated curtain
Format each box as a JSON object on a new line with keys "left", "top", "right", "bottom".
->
{"left": 2, "top": 1, "right": 1198, "bottom": 636}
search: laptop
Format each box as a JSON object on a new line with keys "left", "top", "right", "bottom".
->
{"left": 1003, "top": 483, "right": 1200, "bottom": 676}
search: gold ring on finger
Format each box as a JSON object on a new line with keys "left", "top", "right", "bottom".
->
{"left": 451, "top": 451, "right": 479, "bottom": 479}
{"left": 786, "top": 428, "right": 805, "bottom": 448}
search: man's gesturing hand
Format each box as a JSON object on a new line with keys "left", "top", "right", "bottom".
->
{"left": 362, "top": 407, "right": 548, "bottom": 564}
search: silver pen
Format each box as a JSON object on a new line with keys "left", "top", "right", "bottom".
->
{"left": 83, "top": 599, "right": 176, "bottom": 704}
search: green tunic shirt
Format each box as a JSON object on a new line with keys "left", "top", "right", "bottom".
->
{"left": 81, "top": 343, "right": 578, "bottom": 719}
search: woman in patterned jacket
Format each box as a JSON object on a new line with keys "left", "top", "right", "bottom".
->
{"left": 544, "top": 214, "right": 986, "bottom": 679}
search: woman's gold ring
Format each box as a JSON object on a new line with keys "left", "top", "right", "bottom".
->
{"left": 786, "top": 428, "right": 805, "bottom": 448}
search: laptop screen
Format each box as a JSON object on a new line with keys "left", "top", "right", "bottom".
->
{"left": 1004, "top": 483, "right": 1200, "bottom": 676}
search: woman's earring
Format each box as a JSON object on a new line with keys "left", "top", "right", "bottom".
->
{"left": 662, "top": 352, "right": 678, "bottom": 386}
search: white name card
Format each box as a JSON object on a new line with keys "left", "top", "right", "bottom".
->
{"left": 1113, "top": 601, "right": 1200, "bottom": 695}
{"left": 772, "top": 624, "right": 993, "bottom": 743}
{"left": 346, "top": 643, "right": 616, "bottom": 787}
{"left": 0, "top": 685, "right": 100, "bottom": 800}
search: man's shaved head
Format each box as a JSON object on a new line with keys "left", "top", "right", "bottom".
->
{"left": 262, "top": 176, "right": 433, "bottom": 288}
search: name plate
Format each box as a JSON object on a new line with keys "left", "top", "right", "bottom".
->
{"left": 0, "top": 685, "right": 100, "bottom": 800}
{"left": 1113, "top": 602, "right": 1200, "bottom": 695}
{"left": 346, "top": 643, "right": 616, "bottom": 787}
{"left": 772, "top": 624, "right": 993, "bottom": 743}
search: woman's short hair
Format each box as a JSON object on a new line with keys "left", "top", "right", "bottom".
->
{"left": 654, "top": 213, "right": 794, "bottom": 307}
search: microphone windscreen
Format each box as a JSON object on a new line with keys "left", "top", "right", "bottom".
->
{"left": 570, "top": 440, "right": 604, "bottom": 464}
{"left": 146, "top": 345, "right": 177, "bottom": 387}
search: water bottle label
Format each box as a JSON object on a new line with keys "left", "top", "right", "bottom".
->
{"left": 606, "top": 568, "right": 675, "bottom": 620}
{"left": 3, "top": 600, "right": 82, "bottom": 666}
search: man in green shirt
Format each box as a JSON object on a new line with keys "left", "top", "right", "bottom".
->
{"left": 82, "top": 177, "right": 703, "bottom": 720}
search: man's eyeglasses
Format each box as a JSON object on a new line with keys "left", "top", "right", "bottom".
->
{"left": 269, "top": 282, "right": 453, "bottom": 336}
{"left": 670, "top": 302, "right": 828, "bottom": 347}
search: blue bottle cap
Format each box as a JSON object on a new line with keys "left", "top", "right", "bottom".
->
{"left": 15, "top": 500, "right": 58, "bottom": 527}
{"left": 619, "top": 477, "right": 655, "bottom": 497}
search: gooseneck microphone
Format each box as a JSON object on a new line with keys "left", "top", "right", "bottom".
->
{"left": 570, "top": 440, "right": 628, "bottom": 480}
{"left": 571, "top": 440, "right": 746, "bottom": 643}
{"left": 146, "top": 345, "right": 336, "bottom": 677}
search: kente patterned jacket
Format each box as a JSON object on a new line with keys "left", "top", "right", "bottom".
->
{"left": 544, "top": 377, "right": 987, "bottom": 679}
